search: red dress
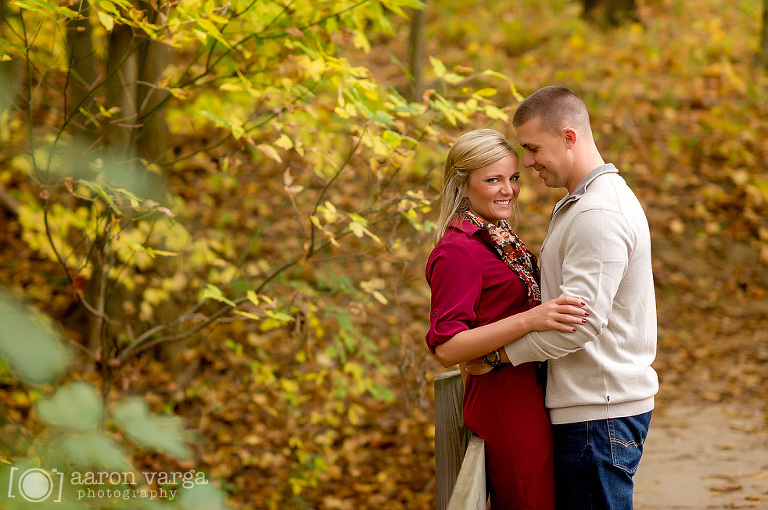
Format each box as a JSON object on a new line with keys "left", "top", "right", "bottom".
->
{"left": 426, "top": 221, "right": 555, "bottom": 510}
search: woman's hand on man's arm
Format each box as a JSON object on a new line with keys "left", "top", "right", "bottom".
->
{"left": 464, "top": 296, "right": 587, "bottom": 376}
{"left": 525, "top": 295, "right": 588, "bottom": 332}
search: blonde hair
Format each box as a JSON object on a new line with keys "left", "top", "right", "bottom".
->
{"left": 434, "top": 129, "right": 519, "bottom": 243}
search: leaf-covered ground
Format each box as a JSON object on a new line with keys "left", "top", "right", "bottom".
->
{"left": 2, "top": 0, "right": 767, "bottom": 508}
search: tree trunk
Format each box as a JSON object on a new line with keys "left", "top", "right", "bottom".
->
{"left": 583, "top": 0, "right": 638, "bottom": 26}
{"left": 761, "top": 0, "right": 768, "bottom": 67}
{"left": 135, "top": 38, "right": 173, "bottom": 163}
{"left": 66, "top": 0, "right": 99, "bottom": 134}
{"left": 407, "top": 2, "right": 428, "bottom": 102}
{"left": 0, "top": 2, "right": 22, "bottom": 114}
{"left": 107, "top": 24, "right": 138, "bottom": 162}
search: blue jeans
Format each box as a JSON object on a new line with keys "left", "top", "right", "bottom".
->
{"left": 552, "top": 411, "right": 652, "bottom": 510}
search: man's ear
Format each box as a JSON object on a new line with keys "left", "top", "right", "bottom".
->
{"left": 563, "top": 127, "right": 577, "bottom": 149}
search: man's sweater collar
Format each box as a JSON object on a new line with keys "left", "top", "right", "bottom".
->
{"left": 553, "top": 163, "right": 618, "bottom": 214}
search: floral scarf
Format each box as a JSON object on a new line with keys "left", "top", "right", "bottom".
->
{"left": 461, "top": 210, "right": 542, "bottom": 309}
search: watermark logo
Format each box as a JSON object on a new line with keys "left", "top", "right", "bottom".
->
{"left": 5, "top": 468, "right": 208, "bottom": 504}
{"left": 7, "top": 467, "right": 64, "bottom": 503}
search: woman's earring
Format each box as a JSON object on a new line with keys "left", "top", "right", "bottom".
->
{"left": 458, "top": 197, "right": 469, "bottom": 212}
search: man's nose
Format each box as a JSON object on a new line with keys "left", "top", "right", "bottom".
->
{"left": 523, "top": 154, "right": 536, "bottom": 168}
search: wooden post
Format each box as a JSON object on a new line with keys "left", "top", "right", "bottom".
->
{"left": 447, "top": 435, "right": 487, "bottom": 510}
{"left": 435, "top": 370, "right": 468, "bottom": 510}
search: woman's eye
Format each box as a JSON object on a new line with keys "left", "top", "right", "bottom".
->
{"left": 511, "top": 175, "right": 519, "bottom": 181}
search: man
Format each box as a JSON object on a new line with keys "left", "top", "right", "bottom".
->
{"left": 471, "top": 86, "right": 659, "bottom": 509}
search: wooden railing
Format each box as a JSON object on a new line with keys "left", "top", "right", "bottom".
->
{"left": 434, "top": 370, "right": 488, "bottom": 510}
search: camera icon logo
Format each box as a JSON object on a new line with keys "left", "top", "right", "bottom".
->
{"left": 7, "top": 467, "right": 64, "bottom": 503}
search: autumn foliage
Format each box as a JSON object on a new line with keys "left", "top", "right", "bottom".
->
{"left": 1, "top": 0, "right": 767, "bottom": 509}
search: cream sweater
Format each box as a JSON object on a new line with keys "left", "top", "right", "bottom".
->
{"left": 504, "top": 164, "right": 659, "bottom": 424}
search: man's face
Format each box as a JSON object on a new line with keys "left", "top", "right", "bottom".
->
{"left": 515, "top": 117, "right": 569, "bottom": 190}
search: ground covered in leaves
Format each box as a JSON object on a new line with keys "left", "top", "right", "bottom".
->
{"left": 2, "top": 0, "right": 768, "bottom": 508}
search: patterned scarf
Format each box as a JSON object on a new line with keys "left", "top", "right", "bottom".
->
{"left": 461, "top": 210, "right": 542, "bottom": 309}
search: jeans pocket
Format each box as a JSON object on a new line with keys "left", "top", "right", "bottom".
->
{"left": 608, "top": 412, "right": 651, "bottom": 475}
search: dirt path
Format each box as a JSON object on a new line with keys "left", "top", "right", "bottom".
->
{"left": 633, "top": 404, "right": 768, "bottom": 509}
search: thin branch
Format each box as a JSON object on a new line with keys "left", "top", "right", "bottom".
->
{"left": 0, "top": 185, "right": 21, "bottom": 215}
{"left": 43, "top": 200, "right": 74, "bottom": 287}
{"left": 308, "top": 126, "right": 368, "bottom": 257}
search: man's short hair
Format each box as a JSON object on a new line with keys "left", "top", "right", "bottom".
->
{"left": 512, "top": 86, "right": 592, "bottom": 137}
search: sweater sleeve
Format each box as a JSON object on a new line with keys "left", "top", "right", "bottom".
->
{"left": 504, "top": 208, "right": 632, "bottom": 363}
{"left": 425, "top": 241, "right": 483, "bottom": 353}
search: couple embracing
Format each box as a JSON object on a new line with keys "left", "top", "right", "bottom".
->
{"left": 426, "top": 86, "right": 658, "bottom": 510}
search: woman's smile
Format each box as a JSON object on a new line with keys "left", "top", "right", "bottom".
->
{"left": 464, "top": 154, "right": 521, "bottom": 224}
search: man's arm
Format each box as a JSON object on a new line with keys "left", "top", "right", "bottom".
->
{"left": 503, "top": 209, "right": 632, "bottom": 365}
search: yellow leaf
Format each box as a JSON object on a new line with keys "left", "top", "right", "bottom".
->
{"left": 235, "top": 310, "right": 261, "bottom": 321}
{"left": 348, "top": 407, "right": 360, "bottom": 425}
{"left": 484, "top": 105, "right": 509, "bottom": 122}
{"left": 334, "top": 106, "right": 350, "bottom": 119}
{"left": 372, "top": 290, "right": 388, "bottom": 305}
{"left": 352, "top": 30, "right": 370, "bottom": 52}
{"left": 274, "top": 134, "right": 293, "bottom": 150}
{"left": 319, "top": 202, "right": 338, "bottom": 223}
{"left": 97, "top": 11, "right": 114, "bottom": 31}
{"left": 220, "top": 82, "right": 243, "bottom": 92}
{"left": 475, "top": 88, "right": 498, "bottom": 97}
{"left": 349, "top": 222, "right": 364, "bottom": 238}
{"left": 256, "top": 144, "right": 282, "bottom": 163}
{"left": 429, "top": 56, "right": 446, "bottom": 78}
{"left": 482, "top": 69, "right": 508, "bottom": 80}
{"left": 362, "top": 227, "right": 382, "bottom": 244}
{"left": 444, "top": 73, "right": 463, "bottom": 84}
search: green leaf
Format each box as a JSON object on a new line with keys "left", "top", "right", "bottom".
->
{"left": 381, "top": 130, "right": 402, "bottom": 148}
{"left": 14, "top": 0, "right": 76, "bottom": 17}
{"left": 0, "top": 288, "right": 73, "bottom": 384}
{"left": 58, "top": 431, "right": 132, "bottom": 470}
{"left": 201, "top": 284, "right": 236, "bottom": 308}
{"left": 177, "top": 482, "right": 229, "bottom": 510}
{"left": 36, "top": 381, "right": 103, "bottom": 431}
{"left": 0, "top": 37, "right": 23, "bottom": 50}
{"left": 112, "top": 398, "right": 195, "bottom": 460}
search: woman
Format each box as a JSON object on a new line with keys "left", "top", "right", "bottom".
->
{"left": 426, "top": 129, "right": 587, "bottom": 509}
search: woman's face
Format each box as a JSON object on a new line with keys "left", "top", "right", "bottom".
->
{"left": 464, "top": 153, "right": 520, "bottom": 225}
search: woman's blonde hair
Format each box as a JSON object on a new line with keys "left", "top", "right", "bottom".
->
{"left": 433, "top": 129, "right": 519, "bottom": 242}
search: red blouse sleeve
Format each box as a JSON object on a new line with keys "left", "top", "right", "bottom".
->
{"left": 425, "top": 240, "right": 482, "bottom": 353}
